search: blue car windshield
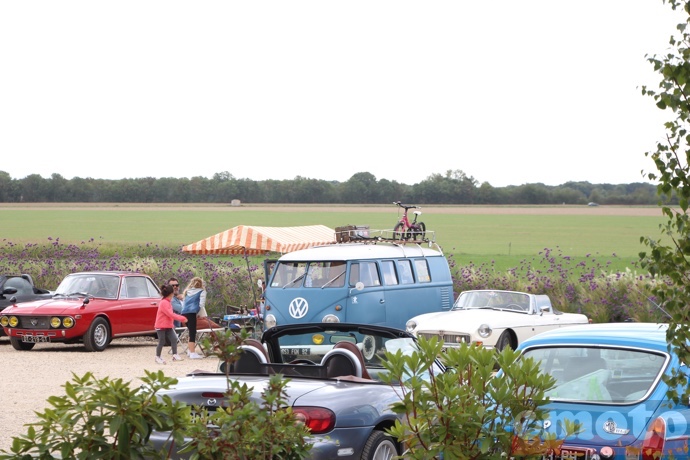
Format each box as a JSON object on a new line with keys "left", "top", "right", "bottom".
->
{"left": 521, "top": 346, "right": 667, "bottom": 404}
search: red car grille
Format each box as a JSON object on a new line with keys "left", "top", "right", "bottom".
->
{"left": 17, "top": 317, "right": 52, "bottom": 329}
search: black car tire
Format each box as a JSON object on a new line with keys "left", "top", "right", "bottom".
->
{"left": 495, "top": 330, "right": 515, "bottom": 351}
{"left": 361, "top": 430, "right": 399, "bottom": 460}
{"left": 10, "top": 337, "right": 35, "bottom": 351}
{"left": 84, "top": 317, "right": 110, "bottom": 352}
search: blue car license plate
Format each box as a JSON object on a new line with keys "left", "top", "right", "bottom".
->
{"left": 542, "top": 447, "right": 594, "bottom": 460}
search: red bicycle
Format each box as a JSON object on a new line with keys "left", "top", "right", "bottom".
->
{"left": 392, "top": 201, "right": 426, "bottom": 241}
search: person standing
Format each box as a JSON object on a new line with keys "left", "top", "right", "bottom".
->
{"left": 181, "top": 276, "right": 207, "bottom": 359}
{"left": 168, "top": 277, "right": 184, "bottom": 327}
{"left": 154, "top": 284, "right": 188, "bottom": 364}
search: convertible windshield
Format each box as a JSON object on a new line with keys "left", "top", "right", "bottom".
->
{"left": 521, "top": 346, "right": 667, "bottom": 404}
{"left": 453, "top": 290, "right": 531, "bottom": 312}
{"left": 54, "top": 274, "right": 120, "bottom": 299}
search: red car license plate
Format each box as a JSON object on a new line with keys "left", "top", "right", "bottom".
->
{"left": 543, "top": 447, "right": 594, "bottom": 460}
{"left": 22, "top": 335, "right": 49, "bottom": 343}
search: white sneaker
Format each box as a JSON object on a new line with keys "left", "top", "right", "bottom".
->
{"left": 188, "top": 352, "right": 204, "bottom": 359}
{"left": 155, "top": 356, "right": 166, "bottom": 365}
{"left": 172, "top": 354, "right": 184, "bottom": 361}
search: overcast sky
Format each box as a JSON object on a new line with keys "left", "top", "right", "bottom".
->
{"left": 0, "top": 1, "right": 684, "bottom": 187}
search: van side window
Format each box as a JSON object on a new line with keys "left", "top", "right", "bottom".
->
{"left": 414, "top": 259, "right": 431, "bottom": 283}
{"left": 349, "top": 262, "right": 381, "bottom": 287}
{"left": 397, "top": 260, "right": 414, "bottom": 284}
{"left": 380, "top": 261, "right": 398, "bottom": 285}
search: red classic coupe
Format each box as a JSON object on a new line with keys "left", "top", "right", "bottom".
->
{"left": 0, "top": 271, "right": 162, "bottom": 352}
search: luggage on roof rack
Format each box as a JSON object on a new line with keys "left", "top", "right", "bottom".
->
{"left": 335, "top": 225, "right": 370, "bottom": 243}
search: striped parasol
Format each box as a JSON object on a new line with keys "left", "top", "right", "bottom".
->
{"left": 181, "top": 225, "right": 336, "bottom": 255}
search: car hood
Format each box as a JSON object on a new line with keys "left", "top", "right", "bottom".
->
{"left": 411, "top": 309, "right": 530, "bottom": 330}
{"left": 1, "top": 297, "right": 89, "bottom": 315}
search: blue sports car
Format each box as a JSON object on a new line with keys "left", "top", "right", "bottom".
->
{"left": 150, "top": 323, "right": 444, "bottom": 460}
{"left": 515, "top": 322, "right": 688, "bottom": 459}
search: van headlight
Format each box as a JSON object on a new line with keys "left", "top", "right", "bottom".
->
{"left": 322, "top": 314, "right": 340, "bottom": 323}
{"left": 264, "top": 314, "right": 276, "bottom": 329}
{"left": 406, "top": 320, "right": 417, "bottom": 333}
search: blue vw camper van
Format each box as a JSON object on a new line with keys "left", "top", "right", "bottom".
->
{"left": 262, "top": 242, "right": 453, "bottom": 330}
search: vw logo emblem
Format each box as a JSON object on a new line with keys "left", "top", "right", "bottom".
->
{"left": 289, "top": 298, "right": 309, "bottom": 319}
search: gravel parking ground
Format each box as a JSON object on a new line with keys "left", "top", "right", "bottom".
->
{"left": 0, "top": 337, "right": 219, "bottom": 453}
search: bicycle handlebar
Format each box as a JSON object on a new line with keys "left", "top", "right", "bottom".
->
{"left": 393, "top": 201, "right": 419, "bottom": 210}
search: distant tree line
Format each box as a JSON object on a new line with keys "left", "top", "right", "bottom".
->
{"left": 0, "top": 169, "right": 664, "bottom": 205}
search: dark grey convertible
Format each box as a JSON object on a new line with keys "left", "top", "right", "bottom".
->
{"left": 150, "top": 322, "right": 444, "bottom": 460}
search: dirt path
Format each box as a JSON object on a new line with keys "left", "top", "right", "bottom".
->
{"left": 0, "top": 337, "right": 219, "bottom": 453}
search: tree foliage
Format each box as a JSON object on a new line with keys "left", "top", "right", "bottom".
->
{"left": 0, "top": 170, "right": 659, "bottom": 205}
{"left": 380, "top": 337, "right": 580, "bottom": 459}
{"left": 639, "top": 0, "right": 690, "bottom": 403}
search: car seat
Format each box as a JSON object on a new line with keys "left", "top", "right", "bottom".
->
{"left": 321, "top": 341, "right": 371, "bottom": 379}
{"left": 224, "top": 339, "right": 269, "bottom": 374}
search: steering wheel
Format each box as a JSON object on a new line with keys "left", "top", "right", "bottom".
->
{"left": 505, "top": 303, "right": 526, "bottom": 311}
{"left": 288, "top": 359, "right": 317, "bottom": 365}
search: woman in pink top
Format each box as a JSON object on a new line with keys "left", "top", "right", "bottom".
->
{"left": 155, "top": 283, "right": 188, "bottom": 364}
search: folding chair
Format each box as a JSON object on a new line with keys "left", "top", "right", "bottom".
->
{"left": 169, "top": 327, "right": 189, "bottom": 355}
{"left": 196, "top": 327, "right": 225, "bottom": 356}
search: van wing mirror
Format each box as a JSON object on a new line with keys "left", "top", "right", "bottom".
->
{"left": 349, "top": 282, "right": 364, "bottom": 295}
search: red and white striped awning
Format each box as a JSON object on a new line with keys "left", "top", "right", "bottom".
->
{"left": 182, "top": 225, "right": 336, "bottom": 255}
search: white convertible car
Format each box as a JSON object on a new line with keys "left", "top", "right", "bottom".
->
{"left": 405, "top": 289, "right": 590, "bottom": 350}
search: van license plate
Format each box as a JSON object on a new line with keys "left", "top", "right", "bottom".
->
{"left": 22, "top": 335, "right": 49, "bottom": 343}
{"left": 282, "top": 348, "right": 310, "bottom": 355}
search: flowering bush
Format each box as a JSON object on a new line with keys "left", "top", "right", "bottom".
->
{"left": 0, "top": 239, "right": 665, "bottom": 323}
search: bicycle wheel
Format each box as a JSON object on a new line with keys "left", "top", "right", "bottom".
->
{"left": 393, "top": 222, "right": 405, "bottom": 240}
{"left": 411, "top": 222, "right": 426, "bottom": 241}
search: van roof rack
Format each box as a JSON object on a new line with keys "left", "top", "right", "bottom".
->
{"left": 334, "top": 226, "right": 441, "bottom": 252}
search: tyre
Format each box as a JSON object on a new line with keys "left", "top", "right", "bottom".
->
{"left": 393, "top": 223, "right": 405, "bottom": 240}
{"left": 495, "top": 330, "right": 515, "bottom": 351}
{"left": 10, "top": 337, "right": 35, "bottom": 351}
{"left": 410, "top": 222, "right": 426, "bottom": 241}
{"left": 361, "top": 430, "right": 399, "bottom": 460}
{"left": 84, "top": 317, "right": 111, "bottom": 352}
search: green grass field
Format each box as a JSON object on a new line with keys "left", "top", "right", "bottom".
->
{"left": 0, "top": 205, "right": 667, "bottom": 272}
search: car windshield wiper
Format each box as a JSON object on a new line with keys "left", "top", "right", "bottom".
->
{"left": 282, "top": 274, "right": 306, "bottom": 289}
{"left": 321, "top": 272, "right": 345, "bottom": 288}
{"left": 64, "top": 292, "right": 91, "bottom": 297}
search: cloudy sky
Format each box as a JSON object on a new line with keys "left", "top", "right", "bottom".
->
{"left": 0, "top": 1, "right": 683, "bottom": 187}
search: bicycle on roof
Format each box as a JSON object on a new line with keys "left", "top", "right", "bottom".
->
{"left": 392, "top": 201, "right": 426, "bottom": 241}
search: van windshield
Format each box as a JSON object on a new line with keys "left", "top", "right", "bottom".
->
{"left": 272, "top": 261, "right": 346, "bottom": 289}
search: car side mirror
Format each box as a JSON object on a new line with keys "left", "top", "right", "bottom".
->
{"left": 9, "top": 296, "right": 17, "bottom": 303}
{"left": 349, "top": 282, "right": 364, "bottom": 295}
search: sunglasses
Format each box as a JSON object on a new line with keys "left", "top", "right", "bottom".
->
{"left": 170, "top": 283, "right": 179, "bottom": 287}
